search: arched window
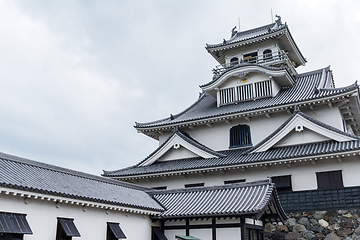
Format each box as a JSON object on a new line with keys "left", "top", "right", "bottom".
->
{"left": 230, "top": 57, "right": 239, "bottom": 66}
{"left": 229, "top": 124, "right": 252, "bottom": 148}
{"left": 263, "top": 49, "right": 272, "bottom": 61}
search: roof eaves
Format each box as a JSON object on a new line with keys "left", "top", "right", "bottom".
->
{"left": 205, "top": 23, "right": 280, "bottom": 50}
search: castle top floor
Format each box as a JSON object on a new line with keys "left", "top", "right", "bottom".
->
{"left": 206, "top": 16, "right": 306, "bottom": 76}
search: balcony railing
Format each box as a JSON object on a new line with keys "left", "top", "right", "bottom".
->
{"left": 212, "top": 51, "right": 294, "bottom": 76}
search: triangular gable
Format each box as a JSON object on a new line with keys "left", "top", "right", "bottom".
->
{"left": 248, "top": 107, "right": 359, "bottom": 154}
{"left": 138, "top": 129, "right": 225, "bottom": 167}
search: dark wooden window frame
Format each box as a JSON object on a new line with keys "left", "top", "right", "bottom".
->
{"left": 224, "top": 179, "right": 246, "bottom": 184}
{"left": 316, "top": 170, "right": 344, "bottom": 190}
{"left": 229, "top": 124, "right": 252, "bottom": 148}
{"left": 272, "top": 175, "right": 292, "bottom": 193}
{"left": 184, "top": 183, "right": 204, "bottom": 188}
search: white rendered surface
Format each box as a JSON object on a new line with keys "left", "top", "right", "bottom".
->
{"left": 135, "top": 156, "right": 360, "bottom": 191}
{"left": 0, "top": 192, "right": 153, "bottom": 240}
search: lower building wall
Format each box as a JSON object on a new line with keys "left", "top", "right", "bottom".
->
{"left": 162, "top": 217, "right": 262, "bottom": 240}
{"left": 265, "top": 209, "right": 360, "bottom": 240}
{"left": 1, "top": 191, "right": 153, "bottom": 240}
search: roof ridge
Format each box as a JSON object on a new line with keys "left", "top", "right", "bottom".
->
{"left": 0, "top": 151, "right": 150, "bottom": 192}
{"left": 295, "top": 66, "right": 329, "bottom": 78}
{"left": 206, "top": 22, "right": 284, "bottom": 49}
{"left": 135, "top": 92, "right": 209, "bottom": 128}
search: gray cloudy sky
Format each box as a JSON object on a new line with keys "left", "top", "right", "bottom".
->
{"left": 0, "top": 0, "right": 359, "bottom": 175}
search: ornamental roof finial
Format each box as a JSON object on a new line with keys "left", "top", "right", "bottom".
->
{"left": 231, "top": 26, "right": 238, "bottom": 37}
{"left": 275, "top": 15, "right": 282, "bottom": 25}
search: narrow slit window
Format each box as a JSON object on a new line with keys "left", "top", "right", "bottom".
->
{"left": 184, "top": 183, "right": 204, "bottom": 188}
{"left": 224, "top": 179, "right": 246, "bottom": 184}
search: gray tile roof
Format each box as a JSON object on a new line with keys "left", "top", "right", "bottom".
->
{"left": 0, "top": 152, "right": 163, "bottom": 212}
{"left": 245, "top": 107, "right": 360, "bottom": 154}
{"left": 103, "top": 140, "right": 360, "bottom": 178}
{"left": 105, "top": 109, "right": 360, "bottom": 177}
{"left": 135, "top": 67, "right": 357, "bottom": 129}
{"left": 148, "top": 178, "right": 286, "bottom": 221}
{"left": 206, "top": 23, "right": 281, "bottom": 49}
{"left": 205, "top": 20, "right": 306, "bottom": 66}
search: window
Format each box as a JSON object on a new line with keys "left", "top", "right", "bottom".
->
{"left": 107, "top": 223, "right": 126, "bottom": 240}
{"left": 218, "top": 80, "right": 272, "bottom": 106}
{"left": 243, "top": 52, "right": 258, "bottom": 63}
{"left": 230, "top": 57, "right": 239, "bottom": 66}
{"left": 184, "top": 183, "right": 204, "bottom": 188}
{"left": 56, "top": 218, "right": 80, "bottom": 240}
{"left": 263, "top": 49, "right": 272, "bottom": 61}
{"left": 224, "top": 179, "right": 246, "bottom": 184}
{"left": 254, "top": 80, "right": 272, "bottom": 98}
{"left": 236, "top": 84, "right": 253, "bottom": 101}
{"left": 152, "top": 227, "right": 167, "bottom": 240}
{"left": 246, "top": 229, "right": 263, "bottom": 240}
{"left": 0, "top": 212, "right": 32, "bottom": 240}
{"left": 272, "top": 175, "right": 292, "bottom": 192}
{"left": 230, "top": 125, "right": 252, "bottom": 148}
{"left": 152, "top": 186, "right": 167, "bottom": 190}
{"left": 219, "top": 87, "right": 235, "bottom": 105}
{"left": 316, "top": 170, "right": 344, "bottom": 190}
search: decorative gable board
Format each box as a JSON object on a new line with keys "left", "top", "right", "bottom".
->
{"left": 274, "top": 128, "right": 332, "bottom": 147}
{"left": 158, "top": 147, "right": 198, "bottom": 162}
{"left": 138, "top": 133, "right": 221, "bottom": 167}
{"left": 251, "top": 113, "right": 358, "bottom": 153}
{"left": 219, "top": 72, "right": 269, "bottom": 89}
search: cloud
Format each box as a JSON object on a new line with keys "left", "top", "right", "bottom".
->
{"left": 0, "top": 0, "right": 359, "bottom": 174}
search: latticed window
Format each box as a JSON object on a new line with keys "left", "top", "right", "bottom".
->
{"left": 254, "top": 80, "right": 272, "bottom": 98}
{"left": 218, "top": 80, "right": 273, "bottom": 106}
{"left": 219, "top": 87, "right": 235, "bottom": 105}
{"left": 229, "top": 125, "right": 252, "bottom": 148}
{"left": 246, "top": 229, "right": 263, "bottom": 240}
{"left": 236, "top": 84, "right": 253, "bottom": 101}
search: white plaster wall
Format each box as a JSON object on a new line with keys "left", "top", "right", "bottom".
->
{"left": 224, "top": 41, "right": 278, "bottom": 63}
{"left": 275, "top": 129, "right": 332, "bottom": 147}
{"left": 134, "top": 156, "right": 360, "bottom": 191}
{"left": 158, "top": 147, "right": 198, "bottom": 162}
{"left": 0, "top": 193, "right": 153, "bottom": 240}
{"left": 217, "top": 228, "right": 241, "bottom": 240}
{"left": 219, "top": 72, "right": 270, "bottom": 90}
{"left": 157, "top": 104, "right": 344, "bottom": 154}
{"left": 189, "top": 229, "right": 212, "bottom": 240}
{"left": 302, "top": 105, "right": 343, "bottom": 131}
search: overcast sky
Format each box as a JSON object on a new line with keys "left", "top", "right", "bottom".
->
{"left": 0, "top": 0, "right": 359, "bottom": 175}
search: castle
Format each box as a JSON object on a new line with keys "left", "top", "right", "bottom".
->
{"left": 1, "top": 16, "right": 360, "bottom": 240}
